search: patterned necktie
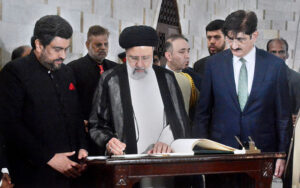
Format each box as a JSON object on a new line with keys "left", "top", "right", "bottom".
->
{"left": 238, "top": 58, "right": 248, "bottom": 111}
{"left": 98, "top": 64, "right": 104, "bottom": 75}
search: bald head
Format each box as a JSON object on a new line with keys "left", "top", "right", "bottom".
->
{"left": 267, "top": 38, "right": 289, "bottom": 61}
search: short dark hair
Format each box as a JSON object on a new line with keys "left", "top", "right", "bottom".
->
{"left": 153, "top": 49, "right": 161, "bottom": 59}
{"left": 222, "top": 10, "right": 257, "bottom": 37}
{"left": 206, "top": 19, "right": 225, "bottom": 32}
{"left": 266, "top": 38, "right": 289, "bottom": 52}
{"left": 31, "top": 15, "right": 73, "bottom": 49}
{"left": 164, "top": 34, "right": 188, "bottom": 53}
{"left": 87, "top": 25, "right": 109, "bottom": 40}
{"left": 11, "top": 45, "right": 29, "bottom": 60}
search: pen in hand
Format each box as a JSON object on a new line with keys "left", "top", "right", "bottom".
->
{"left": 106, "top": 137, "right": 126, "bottom": 155}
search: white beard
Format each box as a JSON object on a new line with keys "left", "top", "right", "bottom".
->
{"left": 126, "top": 63, "right": 149, "bottom": 80}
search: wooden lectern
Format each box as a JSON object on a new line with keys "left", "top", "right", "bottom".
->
{"left": 87, "top": 152, "right": 285, "bottom": 188}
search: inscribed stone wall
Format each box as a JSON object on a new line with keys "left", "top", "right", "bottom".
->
{"left": 0, "top": 0, "right": 299, "bottom": 70}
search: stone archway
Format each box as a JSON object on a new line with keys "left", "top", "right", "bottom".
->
{"left": 156, "top": 0, "right": 181, "bottom": 66}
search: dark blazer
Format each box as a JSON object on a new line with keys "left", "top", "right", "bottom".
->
{"left": 194, "top": 48, "right": 290, "bottom": 152}
{"left": 0, "top": 52, "right": 87, "bottom": 187}
{"left": 287, "top": 68, "right": 300, "bottom": 114}
{"left": 68, "top": 55, "right": 118, "bottom": 120}
{"left": 193, "top": 56, "right": 209, "bottom": 78}
{"left": 182, "top": 67, "right": 202, "bottom": 91}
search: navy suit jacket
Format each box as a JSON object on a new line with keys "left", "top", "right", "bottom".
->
{"left": 194, "top": 48, "right": 290, "bottom": 152}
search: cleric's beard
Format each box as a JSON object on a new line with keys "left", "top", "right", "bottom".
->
{"left": 127, "top": 63, "right": 149, "bottom": 80}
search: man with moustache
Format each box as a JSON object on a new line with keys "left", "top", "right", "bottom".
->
{"left": 194, "top": 10, "right": 290, "bottom": 187}
{"left": 194, "top": 19, "right": 226, "bottom": 78}
{"left": 89, "top": 25, "right": 190, "bottom": 187}
{"left": 68, "top": 25, "right": 117, "bottom": 155}
{"left": 0, "top": 15, "right": 88, "bottom": 188}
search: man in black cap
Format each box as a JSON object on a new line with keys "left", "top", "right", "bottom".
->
{"left": 89, "top": 25, "right": 191, "bottom": 187}
{"left": 0, "top": 15, "right": 88, "bottom": 187}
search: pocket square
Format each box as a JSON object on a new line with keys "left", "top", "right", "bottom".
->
{"left": 69, "top": 82, "right": 75, "bottom": 90}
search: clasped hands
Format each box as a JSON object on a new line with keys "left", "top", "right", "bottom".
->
{"left": 106, "top": 137, "right": 172, "bottom": 155}
{"left": 1, "top": 173, "right": 14, "bottom": 188}
{"left": 47, "top": 149, "right": 88, "bottom": 178}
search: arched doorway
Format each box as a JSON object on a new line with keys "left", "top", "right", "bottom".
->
{"left": 156, "top": 0, "right": 181, "bottom": 66}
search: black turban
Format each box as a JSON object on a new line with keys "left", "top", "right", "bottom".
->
{"left": 119, "top": 25, "right": 158, "bottom": 49}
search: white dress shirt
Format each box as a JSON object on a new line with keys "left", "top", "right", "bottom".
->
{"left": 233, "top": 46, "right": 256, "bottom": 95}
{"left": 166, "top": 64, "right": 174, "bottom": 72}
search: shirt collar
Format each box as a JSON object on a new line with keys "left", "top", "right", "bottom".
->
{"left": 165, "top": 63, "right": 182, "bottom": 72}
{"left": 165, "top": 64, "right": 173, "bottom": 72}
{"left": 233, "top": 46, "right": 256, "bottom": 64}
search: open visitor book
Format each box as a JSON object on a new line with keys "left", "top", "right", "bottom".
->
{"left": 85, "top": 139, "right": 246, "bottom": 160}
{"left": 171, "top": 138, "right": 245, "bottom": 155}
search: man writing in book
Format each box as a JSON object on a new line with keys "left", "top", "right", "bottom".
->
{"left": 89, "top": 25, "right": 191, "bottom": 187}
{"left": 194, "top": 10, "right": 290, "bottom": 187}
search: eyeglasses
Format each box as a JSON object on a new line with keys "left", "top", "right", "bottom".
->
{"left": 226, "top": 35, "right": 251, "bottom": 44}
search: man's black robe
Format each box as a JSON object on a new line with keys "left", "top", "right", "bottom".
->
{"left": 89, "top": 64, "right": 191, "bottom": 154}
{"left": 68, "top": 55, "right": 118, "bottom": 155}
{"left": 68, "top": 54, "right": 118, "bottom": 120}
{"left": 0, "top": 52, "right": 87, "bottom": 188}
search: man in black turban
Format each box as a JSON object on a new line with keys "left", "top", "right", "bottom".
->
{"left": 90, "top": 26, "right": 190, "bottom": 151}
{"left": 89, "top": 25, "right": 190, "bottom": 153}
{"left": 89, "top": 25, "right": 191, "bottom": 186}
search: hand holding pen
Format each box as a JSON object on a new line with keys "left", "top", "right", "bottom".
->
{"left": 106, "top": 137, "right": 126, "bottom": 155}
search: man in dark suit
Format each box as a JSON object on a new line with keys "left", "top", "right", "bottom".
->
{"left": 267, "top": 38, "right": 300, "bottom": 188}
{"left": 0, "top": 15, "right": 88, "bottom": 188}
{"left": 68, "top": 25, "right": 118, "bottom": 155}
{"left": 267, "top": 38, "right": 300, "bottom": 119}
{"left": 193, "top": 19, "right": 226, "bottom": 78}
{"left": 194, "top": 10, "right": 290, "bottom": 187}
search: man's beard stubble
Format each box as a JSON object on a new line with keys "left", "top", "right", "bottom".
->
{"left": 39, "top": 51, "right": 64, "bottom": 71}
{"left": 89, "top": 50, "right": 107, "bottom": 63}
{"left": 209, "top": 42, "right": 226, "bottom": 55}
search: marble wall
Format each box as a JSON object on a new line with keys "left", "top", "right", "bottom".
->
{"left": 0, "top": 0, "right": 300, "bottom": 70}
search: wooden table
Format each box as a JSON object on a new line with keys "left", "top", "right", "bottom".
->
{"left": 87, "top": 152, "right": 285, "bottom": 188}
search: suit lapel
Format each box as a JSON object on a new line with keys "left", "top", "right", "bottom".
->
{"left": 243, "top": 48, "right": 268, "bottom": 111}
{"left": 223, "top": 50, "right": 240, "bottom": 110}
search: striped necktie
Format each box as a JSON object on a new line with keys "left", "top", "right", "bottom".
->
{"left": 238, "top": 57, "right": 248, "bottom": 111}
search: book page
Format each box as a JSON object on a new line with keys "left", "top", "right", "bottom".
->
{"left": 170, "top": 139, "right": 199, "bottom": 153}
{"left": 111, "top": 154, "right": 149, "bottom": 159}
{"left": 87, "top": 156, "right": 108, "bottom": 161}
{"left": 170, "top": 139, "right": 238, "bottom": 153}
{"left": 195, "top": 139, "right": 237, "bottom": 151}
